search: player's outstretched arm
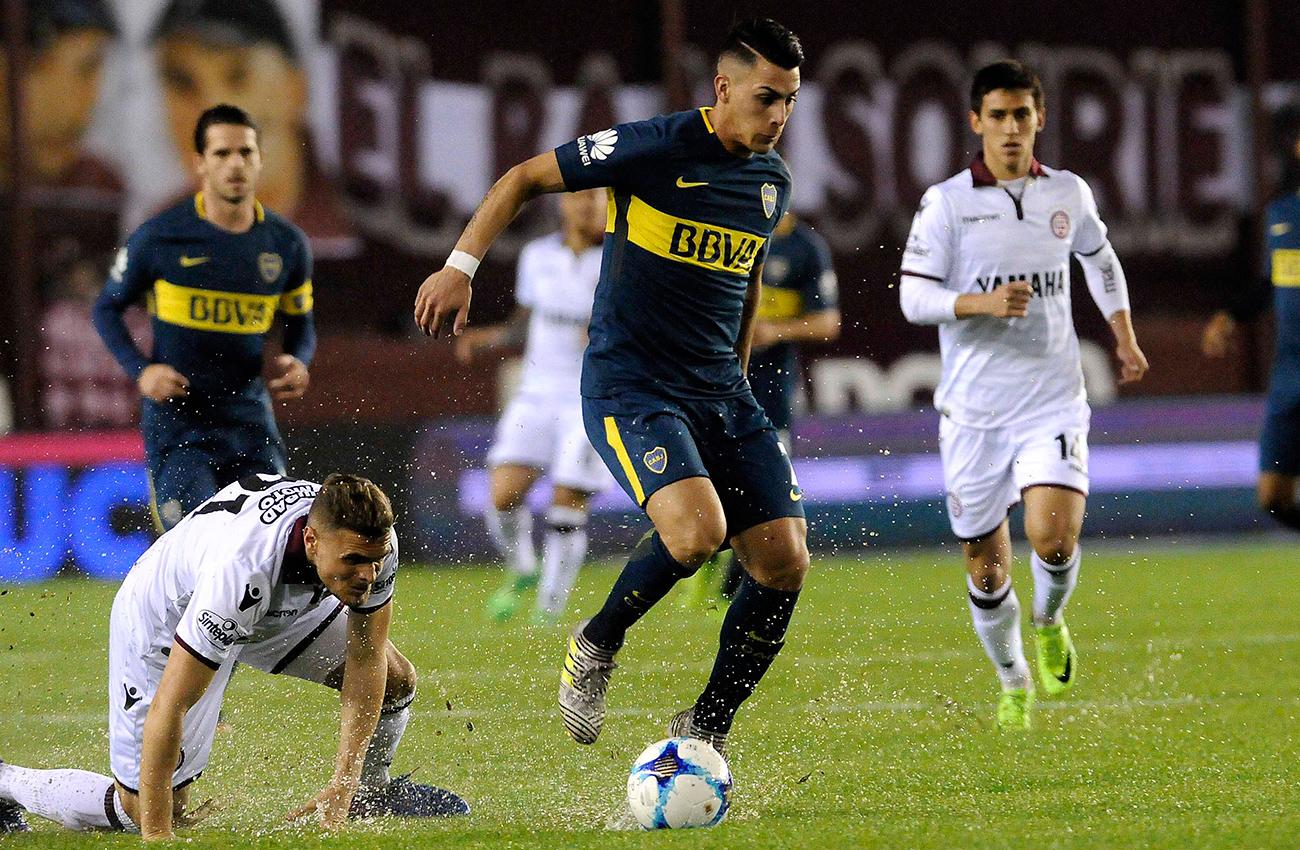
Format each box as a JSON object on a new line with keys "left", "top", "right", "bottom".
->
{"left": 414, "top": 151, "right": 567, "bottom": 338}
{"left": 139, "top": 644, "right": 217, "bottom": 840}
{"left": 290, "top": 602, "right": 391, "bottom": 829}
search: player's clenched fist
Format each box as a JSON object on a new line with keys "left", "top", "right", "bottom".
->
{"left": 985, "top": 281, "right": 1032, "bottom": 318}
{"left": 137, "top": 363, "right": 189, "bottom": 402}
{"left": 414, "top": 267, "right": 472, "bottom": 338}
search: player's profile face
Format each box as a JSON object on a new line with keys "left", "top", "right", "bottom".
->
{"left": 307, "top": 525, "right": 391, "bottom": 607}
{"left": 195, "top": 124, "right": 263, "bottom": 204}
{"left": 970, "top": 88, "right": 1045, "bottom": 178}
{"left": 716, "top": 56, "right": 800, "bottom": 155}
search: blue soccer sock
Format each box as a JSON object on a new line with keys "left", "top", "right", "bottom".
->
{"left": 582, "top": 531, "right": 695, "bottom": 652}
{"left": 693, "top": 572, "right": 800, "bottom": 735}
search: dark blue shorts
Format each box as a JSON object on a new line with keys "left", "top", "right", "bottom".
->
{"left": 582, "top": 389, "right": 804, "bottom": 537}
{"left": 1261, "top": 368, "right": 1300, "bottom": 476}
{"left": 142, "top": 394, "right": 286, "bottom": 530}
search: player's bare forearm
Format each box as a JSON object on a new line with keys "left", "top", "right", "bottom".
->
{"left": 333, "top": 605, "right": 391, "bottom": 793}
{"left": 1107, "top": 309, "right": 1138, "bottom": 345}
{"left": 1107, "top": 309, "right": 1149, "bottom": 383}
{"left": 737, "top": 269, "right": 763, "bottom": 373}
{"left": 759, "top": 310, "right": 841, "bottom": 345}
{"left": 415, "top": 152, "right": 566, "bottom": 337}
{"left": 140, "top": 644, "right": 215, "bottom": 838}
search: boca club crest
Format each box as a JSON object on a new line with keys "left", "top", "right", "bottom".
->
{"left": 643, "top": 447, "right": 668, "bottom": 474}
{"left": 761, "top": 183, "right": 778, "bottom": 218}
{"left": 258, "top": 252, "right": 283, "bottom": 283}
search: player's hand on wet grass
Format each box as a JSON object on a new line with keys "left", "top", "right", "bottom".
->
{"left": 288, "top": 779, "right": 356, "bottom": 831}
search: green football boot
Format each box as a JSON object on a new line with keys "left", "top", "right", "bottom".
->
{"left": 996, "top": 687, "right": 1034, "bottom": 730}
{"left": 1035, "top": 621, "right": 1077, "bottom": 697}
{"left": 486, "top": 572, "right": 538, "bottom": 622}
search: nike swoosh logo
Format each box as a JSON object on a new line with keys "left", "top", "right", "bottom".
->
{"left": 180, "top": 255, "right": 210, "bottom": 267}
{"left": 676, "top": 177, "right": 708, "bottom": 188}
{"left": 1056, "top": 653, "right": 1072, "bottom": 684}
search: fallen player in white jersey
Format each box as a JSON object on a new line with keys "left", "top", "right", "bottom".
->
{"left": 899, "top": 60, "right": 1148, "bottom": 729}
{"left": 0, "top": 473, "right": 467, "bottom": 838}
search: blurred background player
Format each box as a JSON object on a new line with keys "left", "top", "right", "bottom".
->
{"left": 94, "top": 104, "right": 315, "bottom": 530}
{"left": 455, "top": 188, "right": 612, "bottom": 623}
{"left": 899, "top": 61, "right": 1148, "bottom": 729}
{"left": 415, "top": 18, "right": 809, "bottom": 756}
{"left": 150, "top": 0, "right": 356, "bottom": 257}
{"left": 1202, "top": 110, "right": 1300, "bottom": 530}
{"left": 0, "top": 473, "right": 466, "bottom": 838}
{"left": 682, "top": 209, "right": 840, "bottom": 606}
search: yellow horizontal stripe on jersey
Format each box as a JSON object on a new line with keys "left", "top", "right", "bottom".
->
{"left": 757, "top": 286, "right": 804, "bottom": 320}
{"left": 151, "top": 280, "right": 279, "bottom": 334}
{"left": 279, "top": 280, "right": 314, "bottom": 315}
{"left": 1273, "top": 249, "right": 1300, "bottom": 287}
{"left": 603, "top": 416, "right": 646, "bottom": 506}
{"left": 625, "top": 196, "right": 765, "bottom": 277}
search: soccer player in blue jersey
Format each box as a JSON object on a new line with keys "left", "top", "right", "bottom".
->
{"left": 415, "top": 19, "right": 807, "bottom": 753}
{"left": 1203, "top": 118, "right": 1300, "bottom": 529}
{"left": 94, "top": 104, "right": 315, "bottom": 530}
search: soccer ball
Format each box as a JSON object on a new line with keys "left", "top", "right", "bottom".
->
{"left": 626, "top": 737, "right": 732, "bottom": 829}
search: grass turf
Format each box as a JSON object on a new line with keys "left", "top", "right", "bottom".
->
{"left": 1, "top": 539, "right": 1297, "bottom": 848}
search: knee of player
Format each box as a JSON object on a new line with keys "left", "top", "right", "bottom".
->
{"left": 663, "top": 524, "right": 727, "bottom": 569}
{"left": 1029, "top": 537, "right": 1076, "bottom": 566}
{"left": 384, "top": 648, "right": 417, "bottom": 704}
{"left": 746, "top": 541, "right": 810, "bottom": 591}
{"left": 966, "top": 563, "right": 1008, "bottom": 594}
{"left": 1258, "top": 488, "right": 1294, "bottom": 515}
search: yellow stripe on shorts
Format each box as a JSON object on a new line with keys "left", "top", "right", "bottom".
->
{"left": 603, "top": 416, "right": 646, "bottom": 506}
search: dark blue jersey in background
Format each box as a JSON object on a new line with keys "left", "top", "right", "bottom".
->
{"left": 1265, "top": 191, "right": 1300, "bottom": 357}
{"left": 93, "top": 193, "right": 316, "bottom": 408}
{"left": 554, "top": 108, "right": 792, "bottom": 400}
{"left": 748, "top": 220, "right": 838, "bottom": 430}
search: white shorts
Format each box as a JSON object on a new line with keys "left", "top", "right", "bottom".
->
{"left": 486, "top": 392, "right": 612, "bottom": 493}
{"left": 939, "top": 413, "right": 1090, "bottom": 540}
{"left": 108, "top": 589, "right": 351, "bottom": 793}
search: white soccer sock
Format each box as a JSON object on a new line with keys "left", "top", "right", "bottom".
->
{"left": 360, "top": 693, "right": 413, "bottom": 791}
{"left": 0, "top": 764, "right": 133, "bottom": 831}
{"left": 1031, "top": 548, "right": 1081, "bottom": 626}
{"left": 537, "top": 506, "right": 589, "bottom": 616}
{"left": 966, "top": 576, "right": 1032, "bottom": 690}
{"left": 485, "top": 504, "right": 536, "bottom": 578}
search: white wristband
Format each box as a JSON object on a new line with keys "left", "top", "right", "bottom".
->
{"left": 445, "top": 250, "right": 480, "bottom": 280}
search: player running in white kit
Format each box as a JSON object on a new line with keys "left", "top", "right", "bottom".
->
{"left": 899, "top": 61, "right": 1148, "bottom": 728}
{"left": 456, "top": 188, "right": 613, "bottom": 623}
{"left": 0, "top": 474, "right": 466, "bottom": 839}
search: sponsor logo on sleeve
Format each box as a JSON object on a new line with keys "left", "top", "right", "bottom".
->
{"left": 576, "top": 128, "right": 618, "bottom": 166}
{"left": 370, "top": 572, "right": 396, "bottom": 595}
{"left": 197, "top": 609, "right": 239, "bottom": 648}
{"left": 123, "top": 683, "right": 142, "bottom": 711}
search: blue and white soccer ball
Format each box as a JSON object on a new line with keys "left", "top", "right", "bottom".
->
{"left": 626, "top": 737, "right": 732, "bottom": 830}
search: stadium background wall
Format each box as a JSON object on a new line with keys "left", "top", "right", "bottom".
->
{"left": 0, "top": 398, "right": 1267, "bottom": 582}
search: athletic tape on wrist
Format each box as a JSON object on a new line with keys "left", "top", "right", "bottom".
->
{"left": 445, "top": 250, "right": 480, "bottom": 280}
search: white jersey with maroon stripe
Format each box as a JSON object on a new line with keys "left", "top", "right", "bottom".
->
{"left": 901, "top": 156, "right": 1110, "bottom": 429}
{"left": 126, "top": 474, "right": 397, "bottom": 672}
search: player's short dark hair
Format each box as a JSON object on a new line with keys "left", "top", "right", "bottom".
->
{"left": 28, "top": 0, "right": 116, "bottom": 51}
{"left": 719, "top": 18, "right": 803, "bottom": 71}
{"left": 193, "top": 103, "right": 259, "bottom": 154}
{"left": 970, "top": 60, "right": 1043, "bottom": 114}
{"left": 309, "top": 473, "right": 394, "bottom": 540}
{"left": 152, "top": 0, "right": 297, "bottom": 62}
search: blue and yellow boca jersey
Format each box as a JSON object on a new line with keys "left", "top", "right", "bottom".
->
{"left": 94, "top": 193, "right": 315, "bottom": 404}
{"left": 1266, "top": 192, "right": 1300, "bottom": 357}
{"left": 554, "top": 108, "right": 792, "bottom": 399}
{"left": 750, "top": 221, "right": 838, "bottom": 384}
